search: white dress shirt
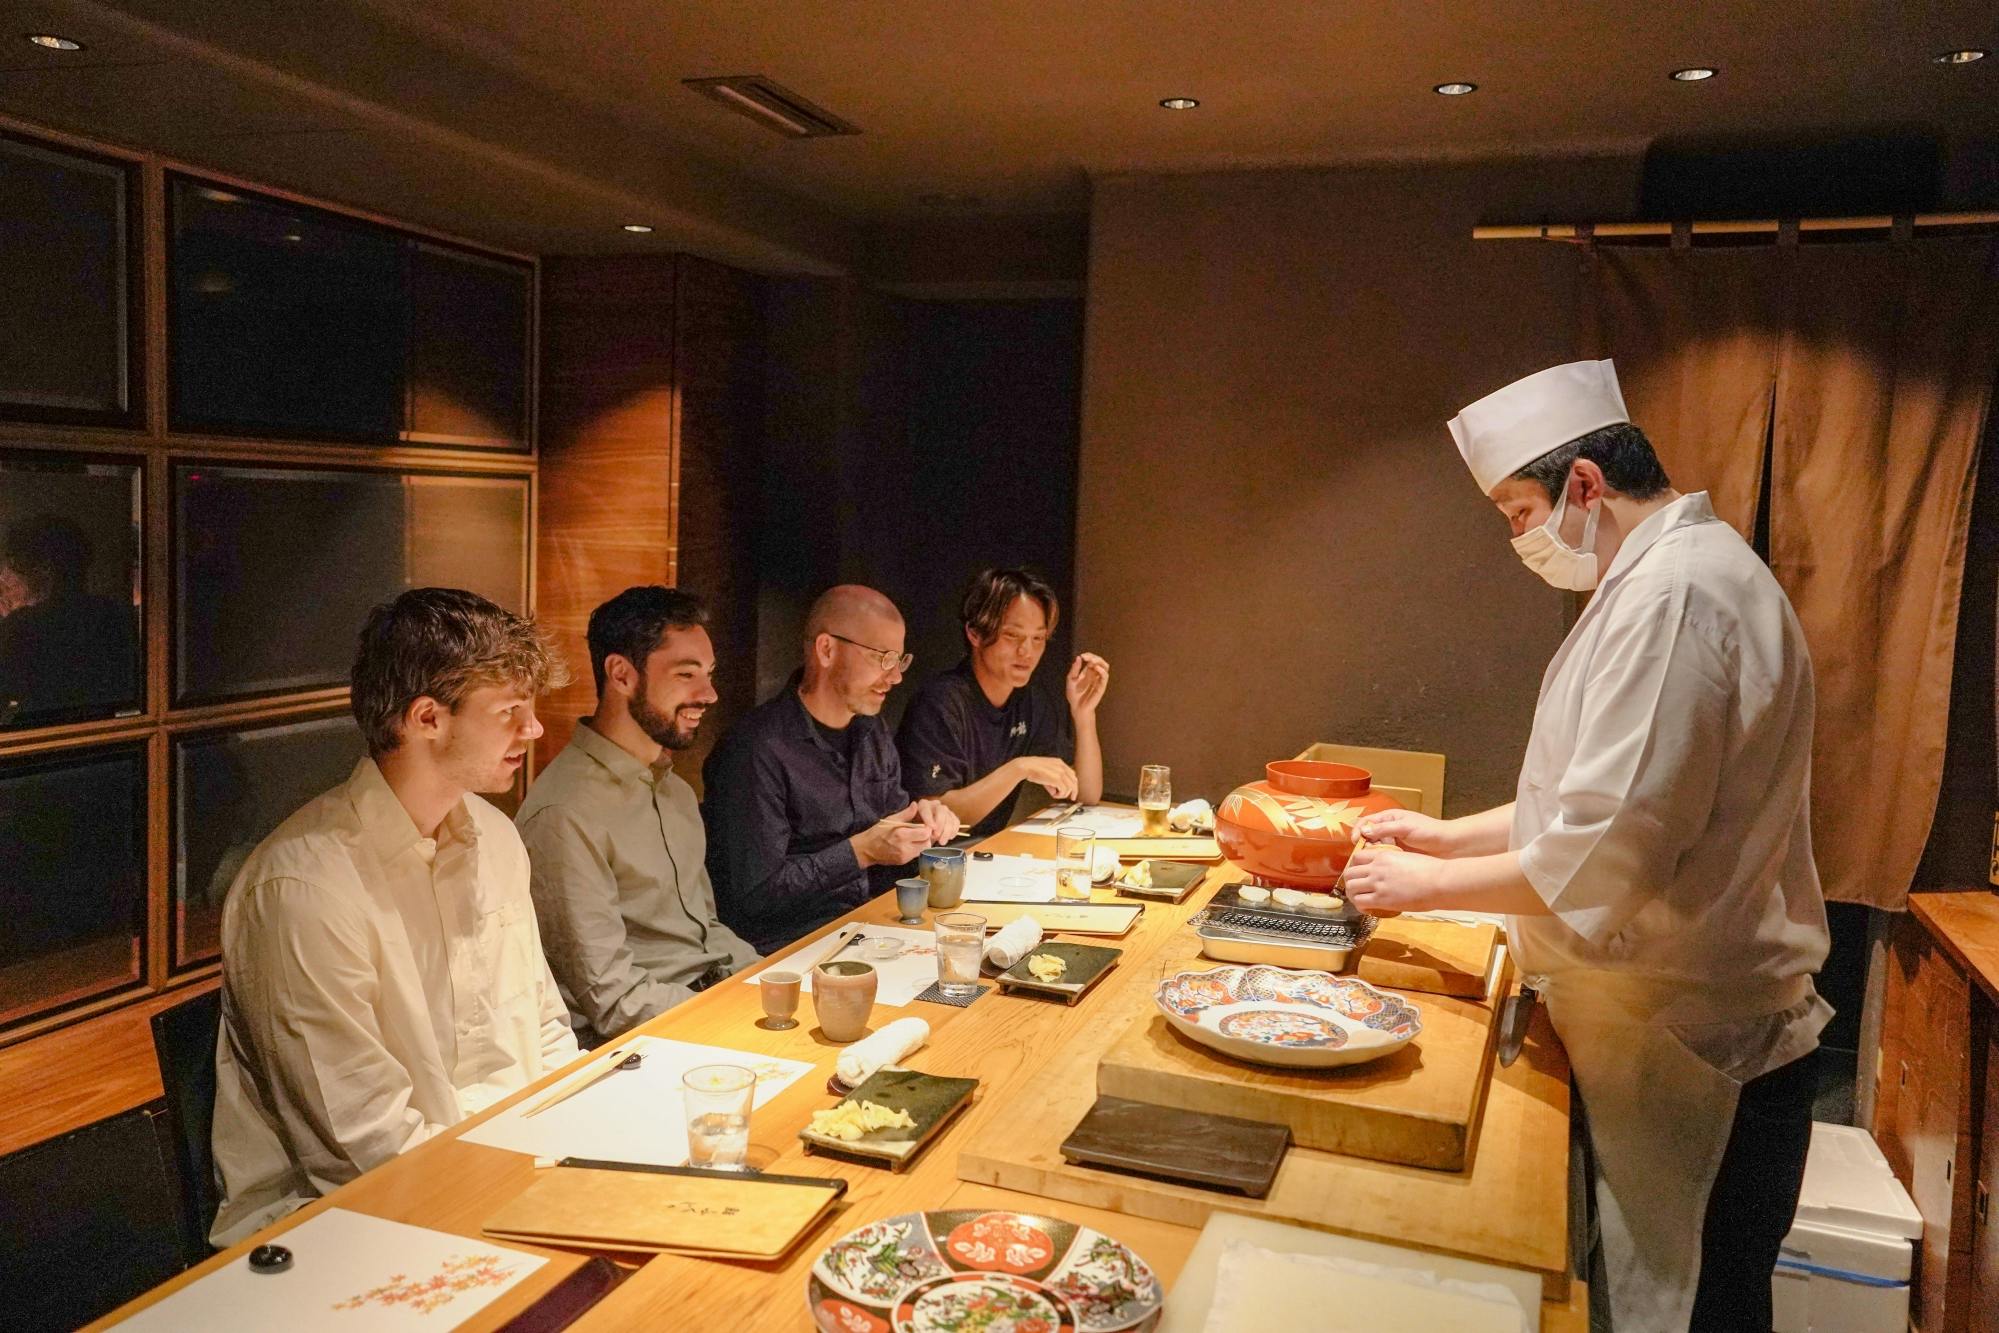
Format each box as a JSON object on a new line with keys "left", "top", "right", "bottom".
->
{"left": 209, "top": 758, "right": 578, "bottom": 1244}
{"left": 1510, "top": 491, "right": 1832, "bottom": 1080}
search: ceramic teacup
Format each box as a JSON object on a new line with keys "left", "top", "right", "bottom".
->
{"left": 813, "top": 960, "right": 878, "bottom": 1042}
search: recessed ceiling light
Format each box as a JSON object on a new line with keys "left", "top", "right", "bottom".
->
{"left": 1433, "top": 82, "right": 1478, "bottom": 96}
{"left": 1670, "top": 67, "right": 1718, "bottom": 82}
{"left": 25, "top": 33, "right": 84, "bottom": 51}
{"left": 1934, "top": 48, "right": 1987, "bottom": 65}
{"left": 621, "top": 223, "right": 654, "bottom": 233}
{"left": 1159, "top": 97, "right": 1200, "bottom": 110}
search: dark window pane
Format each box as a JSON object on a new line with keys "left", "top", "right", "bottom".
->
{"left": 0, "top": 743, "right": 146, "bottom": 1029}
{"left": 0, "top": 134, "right": 131, "bottom": 422}
{"left": 0, "top": 452, "right": 143, "bottom": 729}
{"left": 168, "top": 176, "right": 406, "bottom": 441}
{"left": 172, "top": 713, "right": 366, "bottom": 968}
{"left": 174, "top": 464, "right": 528, "bottom": 703}
{"left": 407, "top": 243, "right": 531, "bottom": 450}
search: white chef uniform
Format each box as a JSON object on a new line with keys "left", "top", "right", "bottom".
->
{"left": 1453, "top": 363, "right": 1831, "bottom": 1331}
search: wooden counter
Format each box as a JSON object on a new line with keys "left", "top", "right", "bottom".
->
{"left": 95, "top": 825, "right": 1582, "bottom": 1330}
{"left": 1910, "top": 890, "right": 1999, "bottom": 1005}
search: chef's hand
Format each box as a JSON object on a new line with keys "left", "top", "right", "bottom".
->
{"left": 913, "top": 798, "right": 961, "bottom": 845}
{"left": 1012, "top": 755, "right": 1078, "bottom": 800}
{"left": 1066, "top": 653, "right": 1110, "bottom": 716}
{"left": 1342, "top": 843, "right": 1448, "bottom": 916}
{"left": 1356, "top": 809, "right": 1457, "bottom": 857}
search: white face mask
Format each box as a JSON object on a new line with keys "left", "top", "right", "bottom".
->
{"left": 1511, "top": 484, "right": 1600, "bottom": 591}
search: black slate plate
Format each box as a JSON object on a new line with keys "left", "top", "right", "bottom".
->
{"left": 995, "top": 940, "right": 1122, "bottom": 1003}
{"left": 798, "top": 1069, "right": 979, "bottom": 1170}
{"left": 1059, "top": 1095, "right": 1292, "bottom": 1196}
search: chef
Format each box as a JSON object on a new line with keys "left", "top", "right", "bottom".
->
{"left": 1343, "top": 360, "right": 1830, "bottom": 1332}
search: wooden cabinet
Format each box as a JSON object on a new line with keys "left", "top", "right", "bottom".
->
{"left": 1975, "top": 1025, "right": 1999, "bottom": 1323}
{"left": 1879, "top": 898, "right": 1999, "bottom": 1332}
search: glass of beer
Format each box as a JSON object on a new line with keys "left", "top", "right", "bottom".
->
{"left": 1055, "top": 825, "right": 1095, "bottom": 899}
{"left": 1139, "top": 765, "right": 1172, "bottom": 836}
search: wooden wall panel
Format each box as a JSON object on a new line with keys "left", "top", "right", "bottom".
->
{"left": 534, "top": 256, "right": 678, "bottom": 766}
{"left": 0, "top": 979, "right": 213, "bottom": 1157}
{"left": 670, "top": 255, "right": 764, "bottom": 787}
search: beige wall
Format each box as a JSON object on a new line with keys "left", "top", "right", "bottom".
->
{"left": 1077, "top": 158, "right": 1643, "bottom": 813}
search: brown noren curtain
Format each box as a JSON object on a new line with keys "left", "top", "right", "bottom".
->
{"left": 1591, "top": 238, "right": 1999, "bottom": 910}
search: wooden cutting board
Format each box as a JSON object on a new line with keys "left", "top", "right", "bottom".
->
{"left": 954, "top": 965, "right": 1572, "bottom": 1292}
{"left": 1356, "top": 918, "right": 1499, "bottom": 999}
{"left": 1095, "top": 931, "right": 1507, "bottom": 1169}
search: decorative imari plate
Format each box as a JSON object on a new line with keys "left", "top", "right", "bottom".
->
{"left": 807, "top": 1209, "right": 1162, "bottom": 1332}
{"left": 1153, "top": 963, "right": 1422, "bottom": 1069}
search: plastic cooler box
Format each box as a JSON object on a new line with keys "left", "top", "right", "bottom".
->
{"left": 1770, "top": 1121, "right": 1923, "bottom": 1333}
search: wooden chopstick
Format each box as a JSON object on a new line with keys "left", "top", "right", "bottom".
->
{"left": 521, "top": 1046, "right": 635, "bottom": 1119}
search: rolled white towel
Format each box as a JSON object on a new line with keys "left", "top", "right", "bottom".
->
{"left": 984, "top": 916, "right": 1043, "bottom": 970}
{"left": 1170, "top": 798, "right": 1214, "bottom": 833}
{"left": 1090, "top": 846, "right": 1121, "bottom": 882}
{"left": 835, "top": 1016, "right": 930, "bottom": 1089}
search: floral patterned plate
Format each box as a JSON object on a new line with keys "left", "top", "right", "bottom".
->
{"left": 807, "top": 1209, "right": 1162, "bottom": 1333}
{"left": 1153, "top": 963, "right": 1422, "bottom": 1069}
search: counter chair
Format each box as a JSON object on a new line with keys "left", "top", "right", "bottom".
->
{"left": 149, "top": 986, "right": 222, "bottom": 1265}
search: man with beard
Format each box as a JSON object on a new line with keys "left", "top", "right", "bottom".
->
{"left": 211, "top": 588, "right": 578, "bottom": 1244}
{"left": 517, "top": 587, "right": 760, "bottom": 1046}
{"left": 704, "top": 585, "right": 959, "bottom": 954}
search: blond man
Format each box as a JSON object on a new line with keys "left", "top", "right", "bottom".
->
{"left": 210, "top": 588, "right": 579, "bottom": 1244}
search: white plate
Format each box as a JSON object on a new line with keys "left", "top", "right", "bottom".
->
{"left": 1153, "top": 964, "right": 1421, "bottom": 1069}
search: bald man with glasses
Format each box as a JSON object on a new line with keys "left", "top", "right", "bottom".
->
{"left": 703, "top": 586, "right": 960, "bottom": 954}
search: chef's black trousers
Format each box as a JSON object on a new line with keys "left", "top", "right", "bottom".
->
{"left": 1688, "top": 1044, "right": 1822, "bottom": 1332}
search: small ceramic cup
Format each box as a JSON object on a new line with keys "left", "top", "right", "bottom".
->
{"left": 813, "top": 960, "right": 878, "bottom": 1042}
{"left": 920, "top": 846, "right": 967, "bottom": 908}
{"left": 894, "top": 876, "right": 930, "bottom": 925}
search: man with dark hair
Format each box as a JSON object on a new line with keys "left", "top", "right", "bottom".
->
{"left": 897, "top": 567, "right": 1110, "bottom": 840}
{"left": 209, "top": 588, "right": 579, "bottom": 1245}
{"left": 703, "top": 585, "right": 959, "bottom": 954}
{"left": 1344, "top": 361, "right": 1827, "bottom": 1331}
{"left": 516, "top": 586, "right": 758, "bottom": 1045}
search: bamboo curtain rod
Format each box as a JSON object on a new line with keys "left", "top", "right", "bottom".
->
{"left": 1474, "top": 212, "right": 1999, "bottom": 241}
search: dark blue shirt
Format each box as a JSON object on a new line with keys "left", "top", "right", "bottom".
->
{"left": 896, "top": 658, "right": 1073, "bottom": 840}
{"left": 702, "top": 682, "right": 911, "bottom": 954}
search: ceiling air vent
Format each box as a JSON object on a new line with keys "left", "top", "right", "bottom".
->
{"left": 682, "top": 76, "right": 860, "bottom": 138}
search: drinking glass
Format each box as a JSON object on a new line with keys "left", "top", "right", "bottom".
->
{"left": 1139, "top": 765, "right": 1172, "bottom": 837}
{"left": 934, "top": 911, "right": 987, "bottom": 999}
{"left": 682, "top": 1063, "right": 756, "bottom": 1168}
{"left": 1054, "top": 824, "right": 1095, "bottom": 900}
{"left": 758, "top": 970, "right": 801, "bottom": 1030}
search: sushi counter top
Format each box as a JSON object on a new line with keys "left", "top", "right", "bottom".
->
{"left": 95, "top": 821, "right": 1584, "bottom": 1331}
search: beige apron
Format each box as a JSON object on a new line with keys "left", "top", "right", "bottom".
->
{"left": 1540, "top": 969, "right": 1810, "bottom": 1332}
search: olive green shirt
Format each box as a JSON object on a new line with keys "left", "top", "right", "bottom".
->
{"left": 517, "top": 721, "right": 759, "bottom": 1045}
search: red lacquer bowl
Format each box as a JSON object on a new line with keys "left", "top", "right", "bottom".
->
{"left": 1214, "top": 760, "right": 1403, "bottom": 890}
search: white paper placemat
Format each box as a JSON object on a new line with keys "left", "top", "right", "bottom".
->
{"left": 458, "top": 1035, "right": 811, "bottom": 1165}
{"left": 1009, "top": 803, "right": 1147, "bottom": 839}
{"left": 742, "top": 923, "right": 946, "bottom": 1006}
{"left": 963, "top": 852, "right": 1062, "bottom": 902}
{"left": 110, "top": 1208, "right": 547, "bottom": 1330}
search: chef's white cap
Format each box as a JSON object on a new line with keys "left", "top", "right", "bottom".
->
{"left": 1448, "top": 359, "right": 1630, "bottom": 495}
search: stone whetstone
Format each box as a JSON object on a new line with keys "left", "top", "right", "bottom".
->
{"left": 1058, "top": 1095, "right": 1292, "bottom": 1197}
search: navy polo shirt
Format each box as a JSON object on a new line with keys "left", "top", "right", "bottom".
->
{"left": 702, "top": 681, "right": 912, "bottom": 955}
{"left": 897, "top": 658, "right": 1074, "bottom": 840}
